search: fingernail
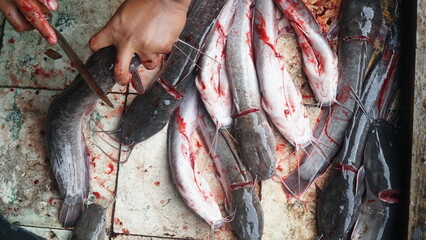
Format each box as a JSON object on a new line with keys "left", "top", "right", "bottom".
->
{"left": 47, "top": 36, "right": 57, "bottom": 45}
{"left": 48, "top": 0, "right": 58, "bottom": 11}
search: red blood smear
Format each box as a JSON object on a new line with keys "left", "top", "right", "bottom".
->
{"left": 10, "top": 89, "right": 14, "bottom": 92}
{"left": 276, "top": 144, "right": 286, "bottom": 152}
{"left": 334, "top": 163, "right": 358, "bottom": 173}
{"left": 8, "top": 38, "right": 15, "bottom": 44}
{"left": 175, "top": 109, "right": 187, "bottom": 135}
{"left": 378, "top": 189, "right": 402, "bottom": 203}
{"left": 324, "top": 115, "right": 339, "bottom": 146}
{"left": 302, "top": 95, "right": 312, "bottom": 99}
{"left": 157, "top": 78, "right": 184, "bottom": 99}
{"left": 231, "top": 108, "right": 260, "bottom": 118}
{"left": 33, "top": 179, "right": 39, "bottom": 185}
{"left": 115, "top": 218, "right": 123, "bottom": 225}
{"left": 34, "top": 67, "right": 51, "bottom": 78}
{"left": 254, "top": 10, "right": 281, "bottom": 58}
{"left": 122, "top": 228, "right": 130, "bottom": 235}
{"left": 22, "top": 1, "right": 33, "bottom": 11}
{"left": 199, "top": 81, "right": 206, "bottom": 90}
{"left": 343, "top": 36, "right": 375, "bottom": 48}
{"left": 230, "top": 181, "right": 253, "bottom": 191}
{"left": 93, "top": 192, "right": 101, "bottom": 199}
{"left": 154, "top": 181, "right": 160, "bottom": 186}
{"left": 106, "top": 163, "right": 114, "bottom": 174}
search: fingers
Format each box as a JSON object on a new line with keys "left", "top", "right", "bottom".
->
{"left": 15, "top": 0, "right": 57, "bottom": 44}
{"left": 2, "top": 3, "right": 33, "bottom": 32}
{"left": 114, "top": 45, "right": 135, "bottom": 86}
{"left": 39, "top": 0, "right": 58, "bottom": 11}
{"left": 89, "top": 27, "right": 113, "bottom": 52}
{"left": 140, "top": 54, "right": 160, "bottom": 70}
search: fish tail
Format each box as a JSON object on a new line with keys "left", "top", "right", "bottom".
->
{"left": 59, "top": 195, "right": 84, "bottom": 227}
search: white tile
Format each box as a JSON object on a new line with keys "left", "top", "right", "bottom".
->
{"left": 0, "top": 0, "right": 124, "bottom": 89}
{"left": 22, "top": 226, "right": 72, "bottom": 239}
{"left": 113, "top": 127, "right": 236, "bottom": 239}
{"left": 0, "top": 89, "right": 123, "bottom": 231}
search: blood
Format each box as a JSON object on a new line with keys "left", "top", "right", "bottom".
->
{"left": 324, "top": 116, "right": 339, "bottom": 146}
{"left": 34, "top": 67, "right": 51, "bottom": 78}
{"left": 343, "top": 36, "right": 375, "bottom": 48}
{"left": 33, "top": 179, "right": 39, "bottom": 184}
{"left": 93, "top": 192, "right": 101, "bottom": 199}
{"left": 7, "top": 38, "right": 15, "bottom": 44}
{"left": 199, "top": 80, "right": 206, "bottom": 90}
{"left": 10, "top": 88, "right": 14, "bottom": 92}
{"left": 231, "top": 108, "right": 260, "bottom": 118}
{"left": 175, "top": 109, "right": 187, "bottom": 137}
{"left": 276, "top": 144, "right": 286, "bottom": 152}
{"left": 21, "top": 1, "right": 33, "bottom": 11}
{"left": 157, "top": 78, "right": 184, "bottom": 99}
{"left": 106, "top": 163, "right": 114, "bottom": 174}
{"left": 122, "top": 228, "right": 130, "bottom": 235}
{"left": 284, "top": 109, "right": 290, "bottom": 116}
{"left": 115, "top": 218, "right": 123, "bottom": 225}
{"left": 378, "top": 189, "right": 402, "bottom": 203}
{"left": 253, "top": 10, "right": 281, "bottom": 58}
{"left": 333, "top": 163, "right": 358, "bottom": 173}
{"left": 230, "top": 181, "right": 253, "bottom": 191}
{"left": 154, "top": 181, "right": 160, "bottom": 186}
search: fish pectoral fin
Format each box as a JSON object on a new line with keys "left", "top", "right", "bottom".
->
{"left": 355, "top": 165, "right": 366, "bottom": 199}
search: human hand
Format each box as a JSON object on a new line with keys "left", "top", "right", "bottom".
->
{"left": 0, "top": 0, "right": 58, "bottom": 45}
{"left": 89, "top": 0, "right": 191, "bottom": 86}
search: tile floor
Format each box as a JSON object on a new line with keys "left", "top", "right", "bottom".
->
{"left": 0, "top": 0, "right": 342, "bottom": 239}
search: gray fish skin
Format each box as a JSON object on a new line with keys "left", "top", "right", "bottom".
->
{"left": 317, "top": 26, "right": 400, "bottom": 240}
{"left": 0, "top": 214, "right": 46, "bottom": 240}
{"left": 351, "top": 120, "right": 403, "bottom": 240}
{"left": 119, "top": 0, "right": 227, "bottom": 146}
{"left": 225, "top": 0, "right": 276, "bottom": 180}
{"left": 70, "top": 204, "right": 106, "bottom": 240}
{"left": 198, "top": 107, "right": 264, "bottom": 240}
{"left": 47, "top": 47, "right": 140, "bottom": 227}
{"left": 284, "top": 0, "right": 383, "bottom": 196}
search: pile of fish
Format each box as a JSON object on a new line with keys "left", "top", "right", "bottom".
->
{"left": 18, "top": 0, "right": 403, "bottom": 239}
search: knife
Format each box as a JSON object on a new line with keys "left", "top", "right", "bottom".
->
{"left": 35, "top": 1, "right": 114, "bottom": 108}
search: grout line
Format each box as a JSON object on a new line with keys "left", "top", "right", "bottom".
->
{"left": 14, "top": 223, "right": 70, "bottom": 232}
{"left": 108, "top": 84, "right": 130, "bottom": 240}
{"left": 113, "top": 232, "right": 200, "bottom": 240}
{"left": 0, "top": 16, "right": 5, "bottom": 53}
{"left": 0, "top": 85, "right": 63, "bottom": 91}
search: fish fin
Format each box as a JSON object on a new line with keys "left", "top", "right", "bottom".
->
{"left": 130, "top": 66, "right": 145, "bottom": 94}
{"left": 355, "top": 165, "right": 366, "bottom": 199}
{"left": 59, "top": 195, "right": 84, "bottom": 227}
{"left": 325, "top": 21, "right": 339, "bottom": 42}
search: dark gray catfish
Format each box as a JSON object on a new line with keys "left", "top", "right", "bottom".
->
{"left": 119, "top": 0, "right": 227, "bottom": 146}
{"left": 70, "top": 204, "right": 106, "bottom": 240}
{"left": 317, "top": 26, "right": 400, "bottom": 239}
{"left": 225, "top": 0, "right": 276, "bottom": 180}
{"left": 0, "top": 214, "right": 46, "bottom": 240}
{"left": 47, "top": 46, "right": 140, "bottom": 227}
{"left": 283, "top": 0, "right": 383, "bottom": 196}
{"left": 351, "top": 120, "right": 403, "bottom": 240}
{"left": 198, "top": 107, "right": 264, "bottom": 240}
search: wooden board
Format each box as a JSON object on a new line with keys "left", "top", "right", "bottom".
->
{"left": 408, "top": 1, "right": 426, "bottom": 239}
